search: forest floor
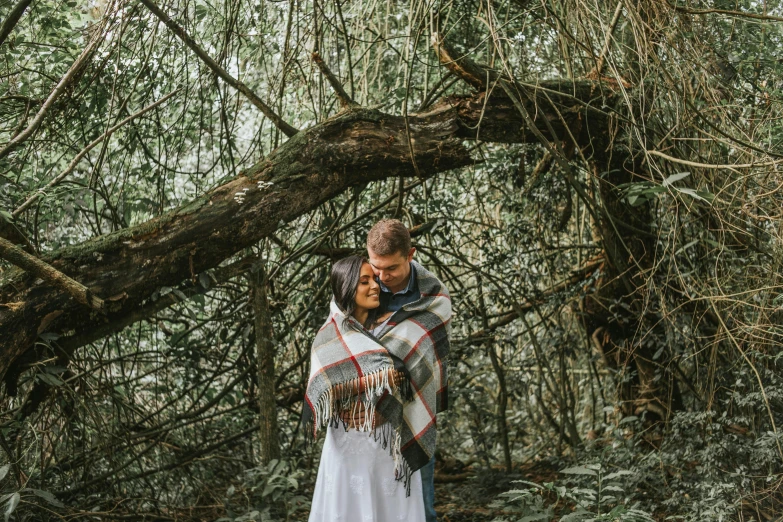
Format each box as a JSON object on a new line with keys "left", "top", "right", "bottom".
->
{"left": 434, "top": 459, "right": 560, "bottom": 522}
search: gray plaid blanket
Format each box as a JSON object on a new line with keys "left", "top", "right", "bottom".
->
{"left": 304, "top": 261, "right": 451, "bottom": 492}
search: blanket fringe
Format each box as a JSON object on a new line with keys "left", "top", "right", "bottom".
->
{"left": 310, "top": 367, "right": 397, "bottom": 433}
{"left": 307, "top": 366, "right": 419, "bottom": 495}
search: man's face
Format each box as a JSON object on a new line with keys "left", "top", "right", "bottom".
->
{"left": 367, "top": 247, "right": 415, "bottom": 294}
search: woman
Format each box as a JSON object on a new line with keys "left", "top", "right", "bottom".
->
{"left": 306, "top": 256, "right": 425, "bottom": 522}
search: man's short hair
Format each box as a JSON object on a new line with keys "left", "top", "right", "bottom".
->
{"left": 367, "top": 219, "right": 411, "bottom": 257}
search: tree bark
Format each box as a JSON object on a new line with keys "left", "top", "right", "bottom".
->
{"left": 251, "top": 265, "right": 281, "bottom": 464}
{"left": 583, "top": 154, "right": 684, "bottom": 423}
{"left": 0, "top": 236, "right": 104, "bottom": 311}
{"left": 0, "top": 0, "right": 32, "bottom": 48}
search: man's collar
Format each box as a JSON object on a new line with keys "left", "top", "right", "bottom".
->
{"left": 379, "top": 263, "right": 417, "bottom": 295}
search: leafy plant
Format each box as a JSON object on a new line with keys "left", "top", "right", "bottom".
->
{"left": 492, "top": 464, "right": 655, "bottom": 522}
{"left": 619, "top": 172, "right": 714, "bottom": 207}
{"left": 217, "top": 459, "right": 307, "bottom": 522}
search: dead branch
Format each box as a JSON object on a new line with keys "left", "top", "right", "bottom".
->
{"left": 431, "top": 32, "right": 497, "bottom": 90}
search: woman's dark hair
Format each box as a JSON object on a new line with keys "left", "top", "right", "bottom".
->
{"left": 331, "top": 255, "right": 378, "bottom": 329}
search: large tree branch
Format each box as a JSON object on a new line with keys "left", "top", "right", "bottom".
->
{"left": 0, "top": 81, "right": 612, "bottom": 387}
{"left": 0, "top": 106, "right": 469, "bottom": 382}
{"left": 433, "top": 33, "right": 684, "bottom": 422}
{"left": 139, "top": 0, "right": 298, "bottom": 137}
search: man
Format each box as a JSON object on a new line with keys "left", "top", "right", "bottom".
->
{"left": 367, "top": 218, "right": 449, "bottom": 522}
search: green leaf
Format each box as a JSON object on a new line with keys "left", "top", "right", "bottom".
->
{"left": 662, "top": 172, "right": 690, "bottom": 186}
{"left": 0, "top": 465, "right": 8, "bottom": 482}
{"left": 262, "top": 482, "right": 280, "bottom": 497}
{"left": 560, "top": 466, "right": 598, "bottom": 476}
{"left": 37, "top": 373, "right": 64, "bottom": 386}
{"left": 184, "top": 305, "right": 198, "bottom": 321}
{"left": 604, "top": 470, "right": 635, "bottom": 481}
{"left": 518, "top": 514, "right": 549, "bottom": 522}
{"left": 4, "top": 492, "right": 19, "bottom": 522}
{"left": 561, "top": 511, "right": 590, "bottom": 522}
{"left": 31, "top": 489, "right": 64, "bottom": 508}
{"left": 674, "top": 187, "right": 711, "bottom": 202}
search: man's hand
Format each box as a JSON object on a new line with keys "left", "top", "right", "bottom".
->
{"left": 390, "top": 369, "right": 404, "bottom": 388}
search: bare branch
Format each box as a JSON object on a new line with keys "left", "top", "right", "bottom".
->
{"left": 13, "top": 89, "right": 181, "bottom": 217}
{"left": 139, "top": 0, "right": 298, "bottom": 137}
{"left": 668, "top": 2, "right": 783, "bottom": 23}
{"left": 647, "top": 149, "right": 783, "bottom": 170}
{"left": 312, "top": 52, "right": 358, "bottom": 108}
{"left": 0, "top": 31, "right": 104, "bottom": 160}
{"left": 588, "top": 0, "right": 624, "bottom": 78}
{"left": 0, "top": 237, "right": 104, "bottom": 311}
{"left": 431, "top": 32, "right": 497, "bottom": 90}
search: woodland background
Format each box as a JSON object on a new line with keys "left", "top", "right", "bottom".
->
{"left": 0, "top": 0, "right": 782, "bottom": 520}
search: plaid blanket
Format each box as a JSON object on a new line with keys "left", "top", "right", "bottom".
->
{"left": 304, "top": 261, "right": 451, "bottom": 492}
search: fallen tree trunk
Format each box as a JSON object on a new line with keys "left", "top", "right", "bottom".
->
{"left": 0, "top": 86, "right": 608, "bottom": 388}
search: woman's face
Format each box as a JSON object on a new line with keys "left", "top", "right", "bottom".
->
{"left": 354, "top": 262, "right": 381, "bottom": 310}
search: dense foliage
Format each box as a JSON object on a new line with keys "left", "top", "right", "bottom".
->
{"left": 0, "top": 0, "right": 781, "bottom": 520}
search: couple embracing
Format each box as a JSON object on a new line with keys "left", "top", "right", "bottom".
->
{"left": 304, "top": 219, "right": 451, "bottom": 522}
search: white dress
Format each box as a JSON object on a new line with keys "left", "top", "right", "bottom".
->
{"left": 308, "top": 425, "right": 425, "bottom": 522}
{"left": 308, "top": 319, "right": 424, "bottom": 522}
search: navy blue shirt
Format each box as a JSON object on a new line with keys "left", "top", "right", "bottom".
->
{"left": 378, "top": 263, "right": 420, "bottom": 312}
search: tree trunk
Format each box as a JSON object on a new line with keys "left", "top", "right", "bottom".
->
{"left": 251, "top": 265, "right": 281, "bottom": 464}
{"left": 583, "top": 154, "right": 683, "bottom": 424}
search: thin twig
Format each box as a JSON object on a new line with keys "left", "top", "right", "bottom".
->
{"left": 13, "top": 89, "right": 181, "bottom": 217}
{"left": 0, "top": 30, "right": 105, "bottom": 160}
{"left": 647, "top": 149, "right": 783, "bottom": 170}
{"left": 589, "top": 0, "right": 624, "bottom": 78}
{"left": 709, "top": 299, "right": 783, "bottom": 460}
{"left": 139, "top": 0, "right": 298, "bottom": 137}
{"left": 668, "top": 2, "right": 783, "bottom": 23}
